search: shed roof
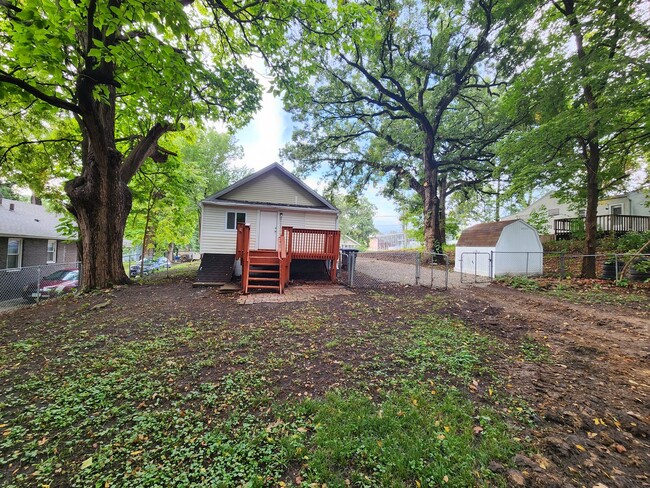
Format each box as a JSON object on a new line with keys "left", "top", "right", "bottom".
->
{"left": 0, "top": 199, "right": 70, "bottom": 240}
{"left": 456, "top": 220, "right": 516, "bottom": 247}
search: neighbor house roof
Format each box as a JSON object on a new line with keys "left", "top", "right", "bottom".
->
{"left": 0, "top": 198, "right": 70, "bottom": 240}
{"left": 457, "top": 220, "right": 516, "bottom": 247}
{"left": 202, "top": 163, "right": 338, "bottom": 212}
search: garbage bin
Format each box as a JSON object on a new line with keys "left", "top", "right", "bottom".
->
{"left": 340, "top": 248, "right": 359, "bottom": 270}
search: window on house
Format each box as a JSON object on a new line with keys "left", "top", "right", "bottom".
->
{"left": 7, "top": 238, "right": 22, "bottom": 269}
{"left": 547, "top": 208, "right": 560, "bottom": 216}
{"left": 578, "top": 210, "right": 586, "bottom": 218}
{"left": 47, "top": 240, "right": 57, "bottom": 263}
{"left": 226, "top": 212, "right": 246, "bottom": 230}
{"left": 611, "top": 205, "right": 622, "bottom": 215}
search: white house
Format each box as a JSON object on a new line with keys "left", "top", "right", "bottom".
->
{"left": 198, "top": 163, "right": 340, "bottom": 288}
{"left": 455, "top": 220, "right": 543, "bottom": 278}
{"left": 502, "top": 190, "right": 650, "bottom": 237}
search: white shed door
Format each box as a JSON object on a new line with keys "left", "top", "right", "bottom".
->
{"left": 258, "top": 211, "right": 278, "bottom": 249}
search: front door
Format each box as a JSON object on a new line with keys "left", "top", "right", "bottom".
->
{"left": 258, "top": 211, "right": 278, "bottom": 249}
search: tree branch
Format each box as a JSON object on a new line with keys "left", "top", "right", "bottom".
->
{"left": 0, "top": 72, "right": 81, "bottom": 114}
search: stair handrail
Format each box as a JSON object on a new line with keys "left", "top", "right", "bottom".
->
{"left": 237, "top": 223, "right": 251, "bottom": 293}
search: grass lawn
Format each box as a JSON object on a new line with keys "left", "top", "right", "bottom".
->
{"left": 6, "top": 271, "right": 648, "bottom": 487}
{"left": 0, "top": 279, "right": 530, "bottom": 487}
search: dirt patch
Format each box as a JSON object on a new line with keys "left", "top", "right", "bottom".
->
{"left": 445, "top": 283, "right": 649, "bottom": 487}
{"left": 1, "top": 276, "right": 648, "bottom": 487}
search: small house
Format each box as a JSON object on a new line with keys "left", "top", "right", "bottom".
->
{"left": 198, "top": 163, "right": 341, "bottom": 292}
{"left": 1, "top": 197, "right": 77, "bottom": 270}
{"left": 454, "top": 220, "right": 543, "bottom": 278}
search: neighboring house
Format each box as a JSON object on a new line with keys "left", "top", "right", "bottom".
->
{"left": 502, "top": 190, "right": 650, "bottom": 238}
{"left": 368, "top": 232, "right": 420, "bottom": 251}
{"left": 198, "top": 163, "right": 341, "bottom": 292}
{"left": 340, "top": 235, "right": 363, "bottom": 249}
{"left": 0, "top": 197, "right": 77, "bottom": 270}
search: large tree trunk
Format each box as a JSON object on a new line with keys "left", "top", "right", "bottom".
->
{"left": 581, "top": 139, "right": 600, "bottom": 278}
{"left": 438, "top": 175, "right": 447, "bottom": 245}
{"left": 65, "top": 145, "right": 131, "bottom": 290}
{"left": 422, "top": 144, "right": 444, "bottom": 255}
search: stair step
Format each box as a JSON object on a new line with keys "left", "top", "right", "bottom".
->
{"left": 249, "top": 285, "right": 281, "bottom": 290}
{"left": 250, "top": 262, "right": 280, "bottom": 266}
{"left": 248, "top": 269, "right": 280, "bottom": 274}
{"left": 249, "top": 277, "right": 280, "bottom": 282}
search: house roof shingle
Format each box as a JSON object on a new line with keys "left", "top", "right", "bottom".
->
{"left": 0, "top": 199, "right": 69, "bottom": 240}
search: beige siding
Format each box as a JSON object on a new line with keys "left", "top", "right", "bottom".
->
{"left": 280, "top": 211, "right": 306, "bottom": 228}
{"left": 221, "top": 171, "right": 324, "bottom": 207}
{"left": 304, "top": 212, "right": 338, "bottom": 230}
{"left": 200, "top": 206, "right": 258, "bottom": 254}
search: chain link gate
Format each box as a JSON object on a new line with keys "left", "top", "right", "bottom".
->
{"left": 340, "top": 251, "right": 449, "bottom": 290}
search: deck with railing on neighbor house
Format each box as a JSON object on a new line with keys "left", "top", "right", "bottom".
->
{"left": 235, "top": 223, "right": 340, "bottom": 294}
{"left": 554, "top": 214, "right": 650, "bottom": 239}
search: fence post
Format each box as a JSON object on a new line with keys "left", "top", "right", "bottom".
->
{"left": 349, "top": 251, "right": 356, "bottom": 287}
{"left": 444, "top": 254, "right": 449, "bottom": 290}
{"left": 490, "top": 251, "right": 494, "bottom": 280}
{"left": 474, "top": 251, "right": 478, "bottom": 284}
{"left": 526, "top": 252, "right": 530, "bottom": 276}
{"left": 614, "top": 253, "right": 619, "bottom": 280}
{"left": 560, "top": 253, "right": 565, "bottom": 279}
{"left": 36, "top": 266, "right": 41, "bottom": 304}
{"left": 415, "top": 252, "right": 420, "bottom": 285}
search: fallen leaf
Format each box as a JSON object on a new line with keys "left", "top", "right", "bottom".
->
{"left": 81, "top": 457, "right": 93, "bottom": 470}
{"left": 575, "top": 444, "right": 586, "bottom": 452}
{"left": 437, "top": 434, "right": 445, "bottom": 440}
{"left": 415, "top": 481, "right": 421, "bottom": 488}
{"left": 613, "top": 444, "right": 626, "bottom": 453}
{"left": 411, "top": 398, "right": 418, "bottom": 406}
{"left": 297, "top": 427, "right": 308, "bottom": 433}
{"left": 473, "top": 426, "right": 484, "bottom": 435}
{"left": 38, "top": 437, "right": 48, "bottom": 446}
{"left": 443, "top": 475, "right": 449, "bottom": 483}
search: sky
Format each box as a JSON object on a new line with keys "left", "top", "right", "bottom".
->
{"left": 230, "top": 58, "right": 403, "bottom": 234}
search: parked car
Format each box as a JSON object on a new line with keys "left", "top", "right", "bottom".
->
{"left": 152, "top": 257, "right": 171, "bottom": 270}
{"left": 129, "top": 259, "right": 155, "bottom": 277}
{"left": 22, "top": 269, "right": 79, "bottom": 301}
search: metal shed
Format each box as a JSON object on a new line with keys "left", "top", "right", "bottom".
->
{"left": 454, "top": 219, "right": 543, "bottom": 278}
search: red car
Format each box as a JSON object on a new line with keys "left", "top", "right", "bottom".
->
{"left": 22, "top": 268, "right": 79, "bottom": 301}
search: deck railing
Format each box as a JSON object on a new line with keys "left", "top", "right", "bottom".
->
{"left": 555, "top": 214, "right": 650, "bottom": 238}
{"left": 282, "top": 227, "right": 340, "bottom": 281}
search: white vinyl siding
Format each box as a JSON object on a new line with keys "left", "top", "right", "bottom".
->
{"left": 200, "top": 206, "right": 338, "bottom": 254}
{"left": 221, "top": 171, "right": 324, "bottom": 207}
{"left": 200, "top": 206, "right": 258, "bottom": 254}
{"left": 280, "top": 211, "right": 306, "bottom": 228}
{"left": 280, "top": 211, "right": 337, "bottom": 231}
{"left": 304, "top": 212, "right": 338, "bottom": 230}
{"left": 47, "top": 239, "right": 57, "bottom": 263}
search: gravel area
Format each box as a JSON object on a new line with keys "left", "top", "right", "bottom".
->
{"left": 352, "top": 254, "right": 487, "bottom": 289}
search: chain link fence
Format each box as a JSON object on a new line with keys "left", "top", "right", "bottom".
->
{"left": 0, "top": 262, "right": 81, "bottom": 313}
{"left": 458, "top": 251, "right": 650, "bottom": 282}
{"left": 339, "top": 251, "right": 450, "bottom": 290}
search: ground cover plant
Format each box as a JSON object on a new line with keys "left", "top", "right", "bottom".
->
{"left": 1, "top": 274, "right": 648, "bottom": 487}
{"left": 497, "top": 276, "right": 650, "bottom": 311}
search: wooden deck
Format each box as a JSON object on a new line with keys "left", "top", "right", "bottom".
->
{"left": 236, "top": 224, "right": 340, "bottom": 294}
{"left": 555, "top": 214, "right": 650, "bottom": 239}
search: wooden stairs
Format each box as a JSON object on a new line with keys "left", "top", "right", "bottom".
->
{"left": 247, "top": 251, "right": 283, "bottom": 293}
{"left": 236, "top": 222, "right": 340, "bottom": 295}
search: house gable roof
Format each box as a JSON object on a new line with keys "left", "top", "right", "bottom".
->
{"left": 0, "top": 199, "right": 70, "bottom": 240}
{"left": 457, "top": 220, "right": 519, "bottom": 247}
{"left": 203, "top": 163, "right": 338, "bottom": 211}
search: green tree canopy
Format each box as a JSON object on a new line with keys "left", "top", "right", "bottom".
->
{"left": 0, "top": 0, "right": 293, "bottom": 289}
